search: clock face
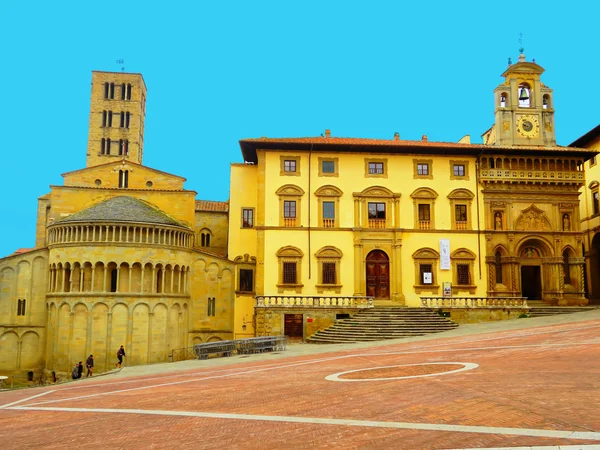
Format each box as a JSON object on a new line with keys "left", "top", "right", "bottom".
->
{"left": 516, "top": 115, "right": 540, "bottom": 138}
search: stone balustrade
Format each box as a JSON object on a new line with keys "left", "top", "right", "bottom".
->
{"left": 420, "top": 296, "right": 528, "bottom": 308}
{"left": 255, "top": 295, "right": 374, "bottom": 308}
{"left": 479, "top": 169, "right": 584, "bottom": 184}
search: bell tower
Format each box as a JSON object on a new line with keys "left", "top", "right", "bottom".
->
{"left": 86, "top": 71, "right": 147, "bottom": 167}
{"left": 491, "top": 50, "right": 556, "bottom": 147}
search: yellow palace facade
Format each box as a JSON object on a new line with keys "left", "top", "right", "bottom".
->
{"left": 0, "top": 52, "right": 598, "bottom": 380}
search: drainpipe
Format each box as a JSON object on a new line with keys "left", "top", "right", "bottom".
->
{"left": 476, "top": 154, "right": 483, "bottom": 280}
{"left": 308, "top": 145, "right": 313, "bottom": 279}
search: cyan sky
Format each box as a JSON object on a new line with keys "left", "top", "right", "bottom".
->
{"left": 0, "top": 1, "right": 598, "bottom": 257}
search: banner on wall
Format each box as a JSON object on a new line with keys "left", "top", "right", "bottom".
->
{"left": 440, "top": 239, "right": 450, "bottom": 270}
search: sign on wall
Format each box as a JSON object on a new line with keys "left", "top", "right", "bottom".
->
{"left": 443, "top": 282, "right": 452, "bottom": 297}
{"left": 440, "top": 239, "right": 450, "bottom": 270}
{"left": 423, "top": 272, "right": 432, "bottom": 284}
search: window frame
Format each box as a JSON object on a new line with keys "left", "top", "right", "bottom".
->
{"left": 364, "top": 158, "right": 388, "bottom": 178}
{"left": 413, "top": 159, "right": 433, "bottom": 180}
{"left": 280, "top": 155, "right": 301, "bottom": 176}
{"left": 448, "top": 189, "right": 474, "bottom": 231}
{"left": 450, "top": 160, "right": 470, "bottom": 180}
{"left": 451, "top": 248, "right": 477, "bottom": 293}
{"left": 276, "top": 246, "right": 304, "bottom": 293}
{"left": 277, "top": 184, "right": 304, "bottom": 227}
{"left": 315, "top": 246, "right": 343, "bottom": 293}
{"left": 315, "top": 185, "right": 342, "bottom": 228}
{"left": 239, "top": 268, "right": 254, "bottom": 293}
{"left": 241, "top": 208, "right": 255, "bottom": 228}
{"left": 318, "top": 157, "right": 339, "bottom": 177}
{"left": 412, "top": 248, "right": 440, "bottom": 294}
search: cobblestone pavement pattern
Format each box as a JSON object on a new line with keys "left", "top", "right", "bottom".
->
{"left": 1, "top": 310, "right": 600, "bottom": 450}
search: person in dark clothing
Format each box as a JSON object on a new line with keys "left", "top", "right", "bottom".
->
{"left": 71, "top": 363, "right": 79, "bottom": 380}
{"left": 86, "top": 355, "right": 94, "bottom": 377}
{"left": 116, "top": 345, "right": 126, "bottom": 368}
{"left": 77, "top": 361, "right": 84, "bottom": 379}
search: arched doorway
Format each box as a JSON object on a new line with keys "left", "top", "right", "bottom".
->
{"left": 518, "top": 239, "right": 550, "bottom": 301}
{"left": 589, "top": 233, "right": 600, "bottom": 304}
{"left": 366, "top": 250, "right": 390, "bottom": 299}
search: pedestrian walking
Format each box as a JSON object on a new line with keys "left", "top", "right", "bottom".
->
{"left": 71, "top": 363, "right": 79, "bottom": 380}
{"left": 77, "top": 361, "right": 84, "bottom": 379}
{"left": 86, "top": 354, "right": 94, "bottom": 377}
{"left": 116, "top": 345, "right": 126, "bottom": 368}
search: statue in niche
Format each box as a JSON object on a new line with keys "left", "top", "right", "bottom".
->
{"left": 562, "top": 214, "right": 570, "bottom": 231}
{"left": 494, "top": 212, "right": 503, "bottom": 230}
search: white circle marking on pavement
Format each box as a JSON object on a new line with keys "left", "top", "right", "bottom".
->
{"left": 325, "top": 362, "right": 479, "bottom": 382}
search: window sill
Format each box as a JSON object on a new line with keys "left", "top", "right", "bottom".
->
{"left": 277, "top": 283, "right": 303, "bottom": 294}
{"left": 414, "top": 284, "right": 440, "bottom": 294}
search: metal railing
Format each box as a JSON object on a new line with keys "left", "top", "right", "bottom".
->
{"left": 420, "top": 296, "right": 528, "bottom": 309}
{"left": 255, "top": 295, "right": 374, "bottom": 308}
{"left": 170, "top": 336, "right": 290, "bottom": 362}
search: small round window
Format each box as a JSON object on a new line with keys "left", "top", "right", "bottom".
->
{"left": 94, "top": 179, "right": 102, "bottom": 186}
{"left": 146, "top": 181, "right": 153, "bottom": 188}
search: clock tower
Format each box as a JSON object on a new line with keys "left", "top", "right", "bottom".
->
{"left": 489, "top": 50, "right": 556, "bottom": 147}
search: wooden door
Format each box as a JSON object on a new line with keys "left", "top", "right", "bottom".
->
{"left": 284, "top": 314, "right": 303, "bottom": 338}
{"left": 366, "top": 250, "right": 390, "bottom": 299}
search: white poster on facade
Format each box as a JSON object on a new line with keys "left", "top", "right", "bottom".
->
{"left": 440, "top": 239, "right": 450, "bottom": 270}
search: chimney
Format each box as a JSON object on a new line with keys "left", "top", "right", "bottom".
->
{"left": 422, "top": 135, "right": 428, "bottom": 142}
{"left": 393, "top": 132, "right": 400, "bottom": 141}
{"left": 325, "top": 129, "right": 331, "bottom": 138}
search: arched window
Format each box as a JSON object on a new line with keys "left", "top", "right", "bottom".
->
{"left": 106, "top": 138, "right": 111, "bottom": 155}
{"left": 109, "top": 82, "right": 115, "bottom": 99}
{"left": 518, "top": 83, "right": 531, "bottom": 107}
{"left": 100, "top": 138, "right": 106, "bottom": 155}
{"left": 500, "top": 92, "right": 507, "bottom": 107}
{"left": 102, "top": 110, "right": 107, "bottom": 127}
{"left": 118, "top": 170, "right": 129, "bottom": 188}
{"left": 495, "top": 251, "right": 503, "bottom": 284}
{"left": 543, "top": 94, "right": 551, "bottom": 109}
{"left": 104, "top": 82, "right": 109, "bottom": 99}
{"left": 563, "top": 250, "right": 571, "bottom": 285}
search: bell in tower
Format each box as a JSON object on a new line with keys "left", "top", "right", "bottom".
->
{"left": 488, "top": 49, "right": 556, "bottom": 147}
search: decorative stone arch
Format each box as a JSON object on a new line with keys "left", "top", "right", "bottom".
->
{"left": 514, "top": 205, "right": 552, "bottom": 231}
{"left": 515, "top": 236, "right": 554, "bottom": 258}
{"left": 152, "top": 302, "right": 169, "bottom": 314}
{"left": 315, "top": 246, "right": 343, "bottom": 293}
{"left": 516, "top": 237, "right": 556, "bottom": 302}
{"left": 353, "top": 185, "right": 401, "bottom": 228}
{"left": 450, "top": 248, "right": 477, "bottom": 293}
{"left": 315, "top": 185, "right": 343, "bottom": 228}
{"left": 276, "top": 246, "right": 304, "bottom": 293}
{"left": 448, "top": 189, "right": 475, "bottom": 230}
{"left": 0, "top": 331, "right": 19, "bottom": 370}
{"left": 207, "top": 336, "right": 222, "bottom": 342}
{"left": 488, "top": 244, "right": 510, "bottom": 291}
{"left": 412, "top": 248, "right": 440, "bottom": 294}
{"left": 198, "top": 227, "right": 213, "bottom": 248}
{"left": 411, "top": 188, "right": 439, "bottom": 230}
{"left": 276, "top": 184, "right": 305, "bottom": 227}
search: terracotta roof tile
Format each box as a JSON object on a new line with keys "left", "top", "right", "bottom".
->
{"left": 13, "top": 248, "right": 33, "bottom": 255}
{"left": 195, "top": 200, "right": 229, "bottom": 212}
{"left": 240, "top": 136, "right": 585, "bottom": 152}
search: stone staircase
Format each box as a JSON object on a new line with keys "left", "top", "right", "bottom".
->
{"left": 306, "top": 307, "right": 459, "bottom": 344}
{"left": 527, "top": 305, "right": 596, "bottom": 317}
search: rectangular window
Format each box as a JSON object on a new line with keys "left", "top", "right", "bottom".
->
{"left": 17, "top": 299, "right": 26, "bottom": 316}
{"left": 239, "top": 269, "right": 254, "bottom": 292}
{"left": 420, "top": 264, "right": 433, "bottom": 284}
{"left": 120, "top": 111, "right": 125, "bottom": 128}
{"left": 322, "top": 262, "right": 336, "bottom": 284}
{"left": 418, "top": 204, "right": 430, "bottom": 221}
{"left": 417, "top": 163, "right": 429, "bottom": 175}
{"left": 283, "top": 262, "right": 297, "bottom": 284}
{"left": 368, "top": 202, "right": 386, "bottom": 219}
{"left": 455, "top": 205, "right": 467, "bottom": 222}
{"left": 594, "top": 192, "right": 600, "bottom": 216}
{"left": 322, "top": 161, "right": 335, "bottom": 173}
{"left": 368, "top": 162, "right": 384, "bottom": 174}
{"left": 284, "top": 160, "right": 296, "bottom": 172}
{"left": 207, "top": 297, "right": 216, "bottom": 317}
{"left": 107, "top": 111, "right": 113, "bottom": 127}
{"left": 242, "top": 208, "right": 254, "bottom": 228}
{"left": 453, "top": 164, "right": 466, "bottom": 177}
{"left": 457, "top": 264, "right": 470, "bottom": 285}
{"left": 283, "top": 201, "right": 296, "bottom": 218}
{"left": 323, "top": 202, "right": 335, "bottom": 219}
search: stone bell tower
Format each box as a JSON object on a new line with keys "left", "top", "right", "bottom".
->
{"left": 86, "top": 71, "right": 147, "bottom": 167}
{"left": 491, "top": 50, "right": 556, "bottom": 147}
